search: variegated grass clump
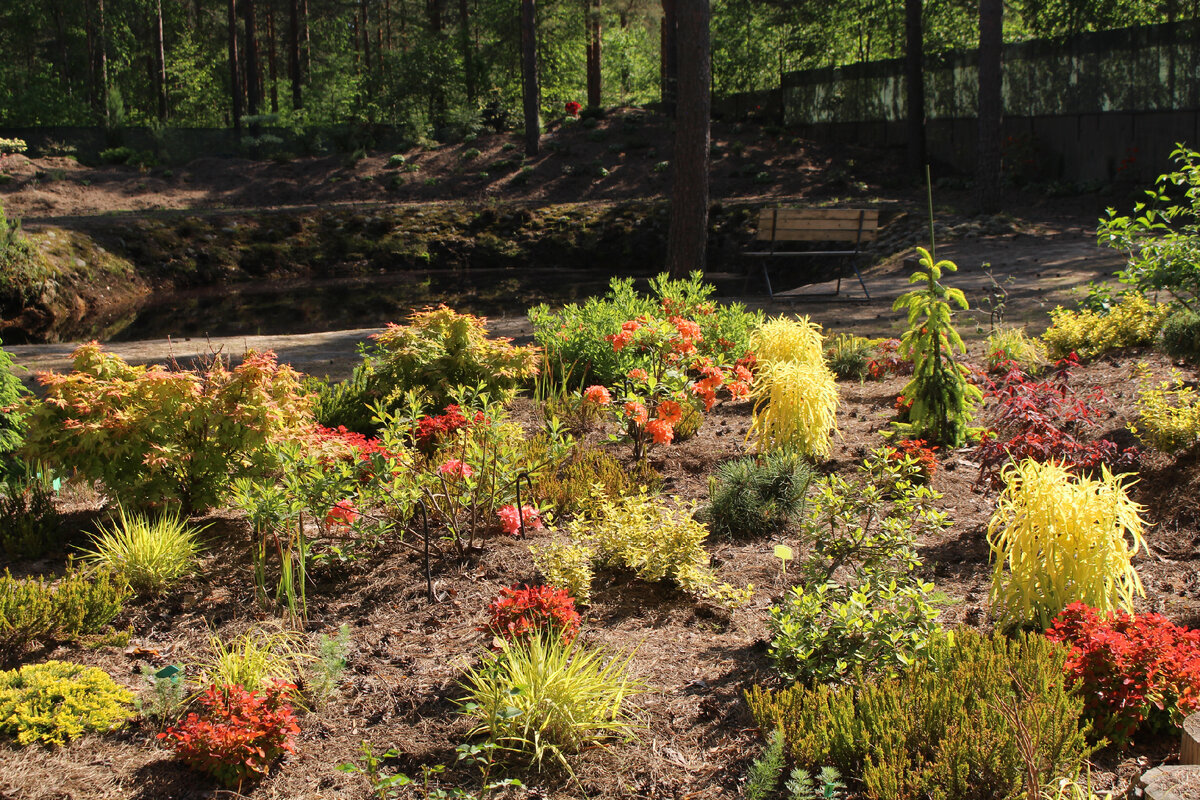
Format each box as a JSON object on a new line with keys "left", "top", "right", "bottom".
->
{"left": 987, "top": 459, "right": 1148, "bottom": 629}
{"left": 79, "top": 506, "right": 206, "bottom": 595}
{"left": 748, "top": 316, "right": 839, "bottom": 457}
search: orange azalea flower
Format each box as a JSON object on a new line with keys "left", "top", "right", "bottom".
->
{"left": 727, "top": 381, "right": 751, "bottom": 399}
{"left": 628, "top": 368, "right": 649, "bottom": 382}
{"left": 623, "top": 401, "right": 648, "bottom": 426}
{"left": 656, "top": 400, "right": 683, "bottom": 425}
{"left": 583, "top": 385, "right": 612, "bottom": 405}
{"left": 734, "top": 365, "right": 753, "bottom": 382}
{"left": 646, "top": 418, "right": 675, "bottom": 445}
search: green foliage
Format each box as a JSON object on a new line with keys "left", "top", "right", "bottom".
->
{"left": 986, "top": 327, "right": 1047, "bottom": 373}
{"left": 892, "top": 247, "right": 982, "bottom": 447}
{"left": 704, "top": 451, "right": 814, "bottom": 538}
{"left": 23, "top": 345, "right": 314, "bottom": 512}
{"left": 0, "top": 470, "right": 63, "bottom": 560}
{"left": 79, "top": 506, "right": 206, "bottom": 595}
{"left": 745, "top": 727, "right": 787, "bottom": 800}
{"left": 0, "top": 339, "right": 27, "bottom": 467}
{"left": 458, "top": 636, "right": 641, "bottom": 772}
{"left": 0, "top": 202, "right": 51, "bottom": 310}
{"left": 824, "top": 334, "right": 873, "bottom": 381}
{"left": 196, "top": 629, "right": 307, "bottom": 695}
{"left": 0, "top": 660, "right": 133, "bottom": 746}
{"left": 306, "top": 371, "right": 376, "bottom": 434}
{"left": 747, "top": 629, "right": 1095, "bottom": 800}
{"left": 1100, "top": 146, "right": 1200, "bottom": 313}
{"left": 530, "top": 445, "right": 661, "bottom": 515}
{"left": 1160, "top": 308, "right": 1200, "bottom": 361}
{"left": 0, "top": 566, "right": 130, "bottom": 656}
{"left": 768, "top": 452, "right": 947, "bottom": 683}
{"left": 787, "top": 766, "right": 847, "bottom": 800}
{"left": 137, "top": 664, "right": 187, "bottom": 727}
{"left": 988, "top": 459, "right": 1148, "bottom": 630}
{"left": 309, "top": 624, "right": 351, "bottom": 704}
{"left": 531, "top": 272, "right": 761, "bottom": 389}
{"left": 1041, "top": 294, "right": 1169, "bottom": 359}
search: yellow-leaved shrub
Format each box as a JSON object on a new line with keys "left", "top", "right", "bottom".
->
{"left": 0, "top": 660, "right": 133, "bottom": 746}
{"left": 987, "top": 459, "right": 1148, "bottom": 629}
{"left": 748, "top": 317, "right": 839, "bottom": 457}
{"left": 1041, "top": 294, "right": 1169, "bottom": 359}
{"left": 1133, "top": 370, "right": 1200, "bottom": 453}
{"left": 531, "top": 492, "right": 752, "bottom": 608}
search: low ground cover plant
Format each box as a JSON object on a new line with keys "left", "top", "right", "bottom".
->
{"left": 748, "top": 629, "right": 1094, "bottom": 800}
{"left": 824, "top": 334, "right": 872, "bottom": 381}
{"left": 987, "top": 459, "right": 1148, "bottom": 630}
{"left": 458, "top": 635, "right": 640, "bottom": 771}
{"left": 159, "top": 681, "right": 300, "bottom": 788}
{"left": 1133, "top": 369, "right": 1200, "bottom": 453}
{"left": 1041, "top": 293, "right": 1169, "bottom": 359}
{"left": 0, "top": 660, "right": 133, "bottom": 746}
{"left": 704, "top": 450, "right": 814, "bottom": 538}
{"left": 23, "top": 345, "right": 313, "bottom": 512}
{"left": 1049, "top": 602, "right": 1200, "bottom": 745}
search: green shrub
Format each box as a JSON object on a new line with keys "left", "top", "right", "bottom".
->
{"left": 79, "top": 506, "right": 206, "bottom": 595}
{"left": 306, "top": 371, "right": 376, "bottom": 434}
{"left": 0, "top": 471, "right": 63, "bottom": 560}
{"left": 0, "top": 660, "right": 133, "bottom": 746}
{"left": 746, "top": 629, "right": 1095, "bottom": 800}
{"left": 386, "top": 154, "right": 406, "bottom": 167}
{"left": 458, "top": 636, "right": 641, "bottom": 771}
{"left": 745, "top": 728, "right": 787, "bottom": 800}
{"left": 530, "top": 539, "right": 596, "bottom": 606}
{"left": 0, "top": 566, "right": 130, "bottom": 656}
{"left": 23, "top": 345, "right": 314, "bottom": 512}
{"left": 824, "top": 334, "right": 872, "bottom": 381}
{"left": 531, "top": 445, "right": 661, "bottom": 515}
{"left": 768, "top": 452, "right": 946, "bottom": 683}
{"left": 704, "top": 451, "right": 814, "bottom": 538}
{"left": 1160, "top": 308, "right": 1200, "bottom": 361}
{"left": 1041, "top": 294, "right": 1169, "bottom": 360}
{"left": 0, "top": 204, "right": 51, "bottom": 310}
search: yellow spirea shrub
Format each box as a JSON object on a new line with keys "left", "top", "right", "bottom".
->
{"left": 987, "top": 459, "right": 1148, "bottom": 629}
{"left": 749, "top": 317, "right": 839, "bottom": 457}
{"left": 1133, "top": 370, "right": 1200, "bottom": 453}
{"left": 1041, "top": 294, "right": 1170, "bottom": 359}
{"left": 531, "top": 491, "right": 752, "bottom": 608}
{"left": 0, "top": 660, "right": 133, "bottom": 746}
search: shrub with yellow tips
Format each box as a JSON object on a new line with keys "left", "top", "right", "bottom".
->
{"left": 748, "top": 317, "right": 839, "bottom": 457}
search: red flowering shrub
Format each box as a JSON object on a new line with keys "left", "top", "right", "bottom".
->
{"left": 1048, "top": 603, "right": 1200, "bottom": 744}
{"left": 974, "top": 356, "right": 1138, "bottom": 487}
{"left": 413, "top": 404, "right": 477, "bottom": 455}
{"left": 159, "top": 682, "right": 300, "bottom": 788}
{"left": 886, "top": 438, "right": 938, "bottom": 478}
{"left": 485, "top": 584, "right": 581, "bottom": 643}
{"left": 564, "top": 101, "right": 582, "bottom": 117}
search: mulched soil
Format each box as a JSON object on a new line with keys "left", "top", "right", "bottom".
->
{"left": 2, "top": 343, "right": 1199, "bottom": 800}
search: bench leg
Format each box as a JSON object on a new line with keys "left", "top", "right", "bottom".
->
{"left": 761, "top": 263, "right": 774, "bottom": 298}
{"left": 853, "top": 263, "right": 870, "bottom": 300}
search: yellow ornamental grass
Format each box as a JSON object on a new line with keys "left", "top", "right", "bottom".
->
{"left": 987, "top": 459, "right": 1148, "bottom": 629}
{"left": 751, "top": 316, "right": 826, "bottom": 366}
{"left": 749, "top": 360, "right": 839, "bottom": 457}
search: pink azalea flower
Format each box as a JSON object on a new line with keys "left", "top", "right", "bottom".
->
{"left": 497, "top": 504, "right": 545, "bottom": 536}
{"left": 439, "top": 459, "right": 474, "bottom": 479}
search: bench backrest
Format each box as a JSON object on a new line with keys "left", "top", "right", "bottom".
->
{"left": 756, "top": 208, "right": 879, "bottom": 244}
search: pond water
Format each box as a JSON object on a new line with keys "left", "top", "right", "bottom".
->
{"left": 104, "top": 267, "right": 635, "bottom": 342}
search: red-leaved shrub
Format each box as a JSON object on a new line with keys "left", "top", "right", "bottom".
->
{"left": 1047, "top": 602, "right": 1200, "bottom": 744}
{"left": 159, "top": 682, "right": 300, "bottom": 788}
{"left": 485, "top": 584, "right": 581, "bottom": 644}
{"left": 885, "top": 438, "right": 938, "bottom": 478}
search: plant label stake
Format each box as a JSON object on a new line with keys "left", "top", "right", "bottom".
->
{"left": 774, "top": 544, "right": 794, "bottom": 578}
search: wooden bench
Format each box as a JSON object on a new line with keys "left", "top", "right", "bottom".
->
{"left": 745, "top": 208, "right": 879, "bottom": 299}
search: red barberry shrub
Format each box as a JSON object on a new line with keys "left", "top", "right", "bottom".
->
{"left": 1047, "top": 602, "right": 1200, "bottom": 744}
{"left": 485, "top": 584, "right": 581, "bottom": 644}
{"left": 159, "top": 682, "right": 300, "bottom": 788}
{"left": 974, "top": 355, "right": 1139, "bottom": 488}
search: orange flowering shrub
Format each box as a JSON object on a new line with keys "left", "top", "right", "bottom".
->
{"left": 23, "top": 344, "right": 313, "bottom": 512}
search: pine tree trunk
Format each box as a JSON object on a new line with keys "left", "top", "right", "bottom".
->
{"left": 244, "top": 0, "right": 261, "bottom": 117}
{"left": 904, "top": 0, "right": 924, "bottom": 175}
{"left": 665, "top": 0, "right": 710, "bottom": 278}
{"left": 660, "top": 0, "right": 677, "bottom": 117}
{"left": 585, "top": 0, "right": 601, "bottom": 109}
{"left": 459, "top": 0, "right": 475, "bottom": 103}
{"left": 361, "top": 0, "right": 371, "bottom": 74}
{"left": 976, "top": 0, "right": 1003, "bottom": 212}
{"left": 98, "top": 0, "right": 111, "bottom": 125}
{"left": 289, "top": 0, "right": 302, "bottom": 109}
{"left": 520, "top": 0, "right": 540, "bottom": 155}
{"left": 267, "top": 0, "right": 279, "bottom": 113}
{"left": 229, "top": 0, "right": 242, "bottom": 134}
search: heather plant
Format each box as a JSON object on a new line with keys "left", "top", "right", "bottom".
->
{"left": 0, "top": 469, "right": 63, "bottom": 560}
{"left": 1132, "top": 369, "right": 1200, "bottom": 453}
{"left": 530, "top": 445, "right": 661, "bottom": 515}
{"left": 891, "top": 247, "right": 982, "bottom": 447}
{"left": 704, "top": 451, "right": 815, "bottom": 538}
{"left": 1049, "top": 602, "right": 1200, "bottom": 744}
{"left": 79, "top": 506, "right": 206, "bottom": 595}
{"left": 1041, "top": 293, "right": 1169, "bottom": 359}
{"left": 767, "top": 452, "right": 947, "bottom": 683}
{"left": 458, "top": 636, "right": 641, "bottom": 772}
{"left": 23, "top": 345, "right": 313, "bottom": 512}
{"left": 747, "top": 629, "right": 1094, "bottom": 800}
{"left": 159, "top": 681, "right": 300, "bottom": 788}
{"left": 987, "top": 459, "right": 1148, "bottom": 630}
{"left": 0, "top": 660, "right": 134, "bottom": 746}
{"left": 0, "top": 565, "right": 130, "bottom": 657}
